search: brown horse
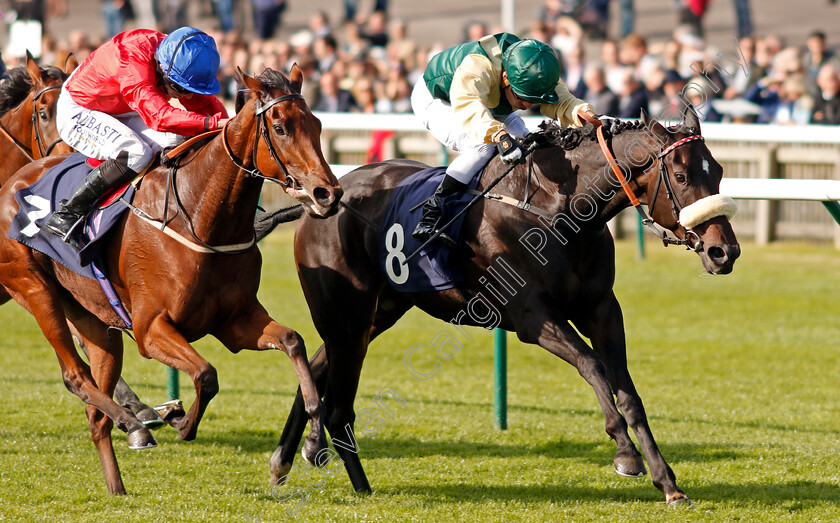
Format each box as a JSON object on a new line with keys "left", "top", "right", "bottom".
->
{"left": 0, "top": 53, "right": 167, "bottom": 425}
{"left": 0, "top": 52, "right": 76, "bottom": 185}
{"left": 0, "top": 65, "right": 341, "bottom": 494}
{"left": 265, "top": 107, "right": 739, "bottom": 506}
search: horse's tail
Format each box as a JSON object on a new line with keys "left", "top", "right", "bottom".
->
{"left": 254, "top": 204, "right": 304, "bottom": 241}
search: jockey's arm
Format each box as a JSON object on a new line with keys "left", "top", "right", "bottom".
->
{"left": 539, "top": 81, "right": 593, "bottom": 128}
{"left": 449, "top": 54, "right": 508, "bottom": 144}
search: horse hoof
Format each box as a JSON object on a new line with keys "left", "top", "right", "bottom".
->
{"left": 614, "top": 454, "right": 646, "bottom": 477}
{"left": 270, "top": 462, "right": 292, "bottom": 487}
{"left": 135, "top": 407, "right": 166, "bottom": 430}
{"left": 177, "top": 424, "right": 198, "bottom": 441}
{"left": 127, "top": 428, "right": 157, "bottom": 450}
{"left": 667, "top": 496, "right": 694, "bottom": 508}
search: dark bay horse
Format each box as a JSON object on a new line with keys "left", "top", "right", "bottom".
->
{"left": 0, "top": 53, "right": 166, "bottom": 426}
{"left": 0, "top": 66, "right": 341, "bottom": 494}
{"left": 266, "top": 107, "right": 739, "bottom": 506}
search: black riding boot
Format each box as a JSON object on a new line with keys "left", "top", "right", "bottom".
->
{"left": 45, "top": 154, "right": 137, "bottom": 250}
{"left": 412, "top": 174, "right": 467, "bottom": 244}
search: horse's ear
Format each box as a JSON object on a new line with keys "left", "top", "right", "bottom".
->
{"left": 288, "top": 63, "right": 303, "bottom": 95}
{"left": 63, "top": 53, "right": 79, "bottom": 75}
{"left": 25, "top": 51, "right": 42, "bottom": 87}
{"left": 641, "top": 108, "right": 669, "bottom": 143}
{"left": 236, "top": 66, "right": 264, "bottom": 95}
{"left": 640, "top": 108, "right": 650, "bottom": 126}
{"left": 682, "top": 102, "right": 701, "bottom": 134}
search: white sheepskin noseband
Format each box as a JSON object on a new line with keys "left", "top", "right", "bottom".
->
{"left": 678, "top": 194, "right": 738, "bottom": 229}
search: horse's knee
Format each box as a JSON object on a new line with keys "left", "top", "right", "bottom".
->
{"left": 576, "top": 356, "right": 608, "bottom": 382}
{"left": 616, "top": 394, "right": 645, "bottom": 427}
{"left": 327, "top": 406, "right": 354, "bottom": 434}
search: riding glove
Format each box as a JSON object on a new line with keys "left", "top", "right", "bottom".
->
{"left": 496, "top": 133, "right": 523, "bottom": 164}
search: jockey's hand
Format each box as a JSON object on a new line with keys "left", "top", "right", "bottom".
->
{"left": 496, "top": 133, "right": 523, "bottom": 164}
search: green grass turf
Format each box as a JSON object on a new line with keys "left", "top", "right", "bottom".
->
{"left": 0, "top": 226, "right": 838, "bottom": 521}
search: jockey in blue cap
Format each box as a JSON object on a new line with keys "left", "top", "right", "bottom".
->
{"left": 45, "top": 27, "right": 230, "bottom": 250}
{"left": 411, "top": 33, "right": 601, "bottom": 243}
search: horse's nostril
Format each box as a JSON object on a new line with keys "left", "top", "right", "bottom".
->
{"left": 312, "top": 187, "right": 333, "bottom": 205}
{"left": 707, "top": 246, "right": 727, "bottom": 262}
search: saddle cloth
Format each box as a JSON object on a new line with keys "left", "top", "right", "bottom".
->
{"left": 8, "top": 153, "right": 135, "bottom": 278}
{"left": 379, "top": 166, "right": 479, "bottom": 293}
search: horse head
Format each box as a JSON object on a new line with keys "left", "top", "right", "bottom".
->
{"left": 25, "top": 50, "right": 76, "bottom": 158}
{"left": 640, "top": 106, "right": 740, "bottom": 274}
{"left": 233, "top": 65, "right": 342, "bottom": 217}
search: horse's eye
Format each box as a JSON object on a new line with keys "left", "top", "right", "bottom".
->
{"left": 39, "top": 109, "right": 48, "bottom": 120}
{"left": 273, "top": 124, "right": 286, "bottom": 136}
{"left": 674, "top": 172, "right": 687, "bottom": 184}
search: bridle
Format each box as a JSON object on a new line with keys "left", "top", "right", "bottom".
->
{"left": 127, "top": 90, "right": 308, "bottom": 255}
{"left": 595, "top": 124, "right": 704, "bottom": 251}
{"left": 32, "top": 84, "right": 65, "bottom": 157}
{"left": 648, "top": 134, "right": 705, "bottom": 251}
{"left": 222, "top": 91, "right": 303, "bottom": 190}
{"left": 0, "top": 84, "right": 64, "bottom": 162}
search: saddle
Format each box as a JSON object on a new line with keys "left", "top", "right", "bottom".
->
{"left": 379, "top": 165, "right": 480, "bottom": 293}
{"left": 9, "top": 153, "right": 139, "bottom": 276}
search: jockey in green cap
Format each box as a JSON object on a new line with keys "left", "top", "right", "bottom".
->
{"left": 411, "top": 33, "right": 600, "bottom": 243}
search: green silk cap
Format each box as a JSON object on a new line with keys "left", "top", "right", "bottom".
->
{"left": 502, "top": 39, "right": 561, "bottom": 104}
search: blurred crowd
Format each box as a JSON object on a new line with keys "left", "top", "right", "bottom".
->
{"left": 2, "top": 0, "right": 839, "bottom": 125}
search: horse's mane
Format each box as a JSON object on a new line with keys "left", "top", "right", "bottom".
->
{"left": 255, "top": 68, "right": 295, "bottom": 93}
{"left": 0, "top": 65, "right": 67, "bottom": 117}
{"left": 234, "top": 68, "right": 297, "bottom": 114}
{"left": 533, "top": 118, "right": 650, "bottom": 151}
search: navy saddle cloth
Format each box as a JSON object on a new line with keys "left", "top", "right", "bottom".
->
{"left": 379, "top": 166, "right": 479, "bottom": 293}
{"left": 9, "top": 153, "right": 136, "bottom": 278}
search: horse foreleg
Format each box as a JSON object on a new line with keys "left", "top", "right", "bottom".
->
{"left": 216, "top": 305, "right": 326, "bottom": 466}
{"left": 135, "top": 315, "right": 218, "bottom": 441}
{"left": 72, "top": 315, "right": 129, "bottom": 494}
{"left": 520, "top": 311, "right": 657, "bottom": 497}
{"left": 270, "top": 290, "right": 411, "bottom": 488}
{"left": 270, "top": 344, "right": 329, "bottom": 486}
{"left": 577, "top": 294, "right": 690, "bottom": 506}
